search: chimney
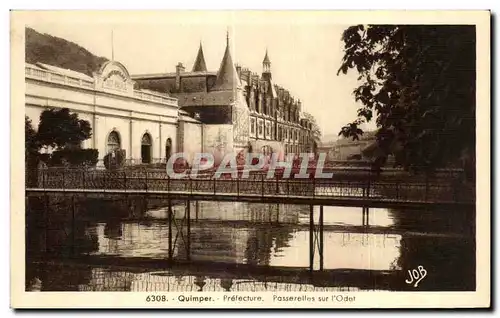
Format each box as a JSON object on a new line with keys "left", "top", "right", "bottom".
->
{"left": 175, "top": 62, "right": 185, "bottom": 91}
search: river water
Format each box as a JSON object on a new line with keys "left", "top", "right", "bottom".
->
{"left": 25, "top": 197, "right": 475, "bottom": 292}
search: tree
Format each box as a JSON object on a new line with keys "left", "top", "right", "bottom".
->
{"left": 25, "top": 116, "right": 40, "bottom": 157}
{"left": 26, "top": 109, "right": 98, "bottom": 169}
{"left": 337, "top": 25, "right": 475, "bottom": 178}
{"left": 37, "top": 108, "right": 92, "bottom": 150}
{"left": 25, "top": 116, "right": 43, "bottom": 186}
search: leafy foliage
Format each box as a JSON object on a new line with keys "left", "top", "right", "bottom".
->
{"left": 37, "top": 108, "right": 92, "bottom": 149}
{"left": 104, "top": 149, "right": 126, "bottom": 170}
{"left": 25, "top": 117, "right": 41, "bottom": 186}
{"left": 337, "top": 25, "right": 475, "bottom": 177}
{"left": 26, "top": 109, "right": 98, "bottom": 172}
{"left": 50, "top": 149, "right": 99, "bottom": 167}
{"left": 25, "top": 116, "right": 40, "bottom": 156}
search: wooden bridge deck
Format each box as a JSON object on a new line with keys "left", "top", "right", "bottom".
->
{"left": 26, "top": 187, "right": 474, "bottom": 209}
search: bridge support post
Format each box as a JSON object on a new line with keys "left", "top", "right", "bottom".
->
{"left": 362, "top": 207, "right": 370, "bottom": 227}
{"left": 309, "top": 204, "right": 314, "bottom": 272}
{"left": 362, "top": 207, "right": 365, "bottom": 227}
{"left": 366, "top": 207, "right": 369, "bottom": 226}
{"left": 276, "top": 203, "right": 280, "bottom": 224}
{"left": 319, "top": 205, "right": 324, "bottom": 271}
{"left": 71, "top": 195, "right": 75, "bottom": 258}
{"left": 168, "top": 199, "right": 173, "bottom": 262}
{"left": 261, "top": 174, "right": 265, "bottom": 197}
{"left": 186, "top": 200, "right": 191, "bottom": 261}
{"left": 425, "top": 175, "right": 429, "bottom": 202}
{"left": 236, "top": 177, "right": 239, "bottom": 196}
{"left": 44, "top": 194, "right": 49, "bottom": 254}
{"left": 195, "top": 201, "right": 199, "bottom": 221}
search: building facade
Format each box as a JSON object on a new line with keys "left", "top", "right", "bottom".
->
{"left": 25, "top": 60, "right": 199, "bottom": 165}
{"left": 132, "top": 35, "right": 315, "bottom": 161}
{"left": 25, "top": 34, "right": 317, "bottom": 166}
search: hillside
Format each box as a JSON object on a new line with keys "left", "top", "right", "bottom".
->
{"left": 25, "top": 27, "right": 108, "bottom": 77}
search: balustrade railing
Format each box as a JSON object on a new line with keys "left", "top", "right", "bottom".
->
{"left": 25, "top": 65, "right": 177, "bottom": 106}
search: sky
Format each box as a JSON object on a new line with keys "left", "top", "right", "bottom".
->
{"left": 26, "top": 12, "right": 376, "bottom": 141}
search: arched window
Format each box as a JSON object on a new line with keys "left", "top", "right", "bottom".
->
{"left": 107, "top": 131, "right": 121, "bottom": 153}
{"left": 141, "top": 133, "right": 152, "bottom": 164}
{"left": 261, "top": 145, "right": 273, "bottom": 156}
{"left": 165, "top": 138, "right": 172, "bottom": 162}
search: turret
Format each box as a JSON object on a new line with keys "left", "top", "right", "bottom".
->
{"left": 192, "top": 42, "right": 207, "bottom": 72}
{"left": 213, "top": 31, "right": 241, "bottom": 91}
{"left": 262, "top": 48, "right": 272, "bottom": 80}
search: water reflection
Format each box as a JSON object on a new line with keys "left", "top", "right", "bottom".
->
{"left": 270, "top": 231, "right": 402, "bottom": 270}
{"left": 27, "top": 263, "right": 375, "bottom": 292}
{"left": 25, "top": 196, "right": 475, "bottom": 291}
{"left": 319, "top": 206, "right": 394, "bottom": 227}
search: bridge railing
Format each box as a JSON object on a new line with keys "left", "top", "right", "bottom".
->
{"left": 30, "top": 168, "right": 475, "bottom": 204}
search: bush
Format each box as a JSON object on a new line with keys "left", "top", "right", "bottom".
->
{"left": 37, "top": 153, "right": 51, "bottom": 164}
{"left": 48, "top": 148, "right": 99, "bottom": 167}
{"left": 78, "top": 149, "right": 99, "bottom": 167}
{"left": 104, "top": 149, "right": 126, "bottom": 170}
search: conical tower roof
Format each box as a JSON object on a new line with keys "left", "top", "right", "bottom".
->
{"left": 213, "top": 33, "right": 241, "bottom": 91}
{"left": 192, "top": 42, "right": 207, "bottom": 72}
{"left": 263, "top": 48, "right": 271, "bottom": 64}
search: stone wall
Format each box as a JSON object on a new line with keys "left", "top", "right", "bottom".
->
{"left": 202, "top": 124, "right": 234, "bottom": 166}
{"left": 178, "top": 120, "right": 203, "bottom": 165}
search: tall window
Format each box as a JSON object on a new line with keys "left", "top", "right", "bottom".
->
{"left": 262, "top": 145, "right": 272, "bottom": 156}
{"left": 165, "top": 138, "right": 172, "bottom": 162}
{"left": 141, "top": 133, "right": 152, "bottom": 164}
{"left": 107, "top": 131, "right": 121, "bottom": 153}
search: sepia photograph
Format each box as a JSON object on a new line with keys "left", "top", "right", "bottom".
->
{"left": 10, "top": 10, "right": 490, "bottom": 308}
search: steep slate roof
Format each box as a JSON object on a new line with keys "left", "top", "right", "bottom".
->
{"left": 176, "top": 91, "right": 237, "bottom": 107}
{"left": 192, "top": 42, "right": 208, "bottom": 72}
{"left": 263, "top": 49, "right": 271, "bottom": 64}
{"left": 213, "top": 37, "right": 241, "bottom": 91}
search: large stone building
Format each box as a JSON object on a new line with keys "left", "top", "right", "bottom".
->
{"left": 25, "top": 34, "right": 316, "bottom": 166}
{"left": 132, "top": 34, "right": 315, "bottom": 162}
{"left": 25, "top": 60, "right": 193, "bottom": 165}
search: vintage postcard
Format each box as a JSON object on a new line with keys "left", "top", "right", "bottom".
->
{"left": 11, "top": 10, "right": 490, "bottom": 308}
